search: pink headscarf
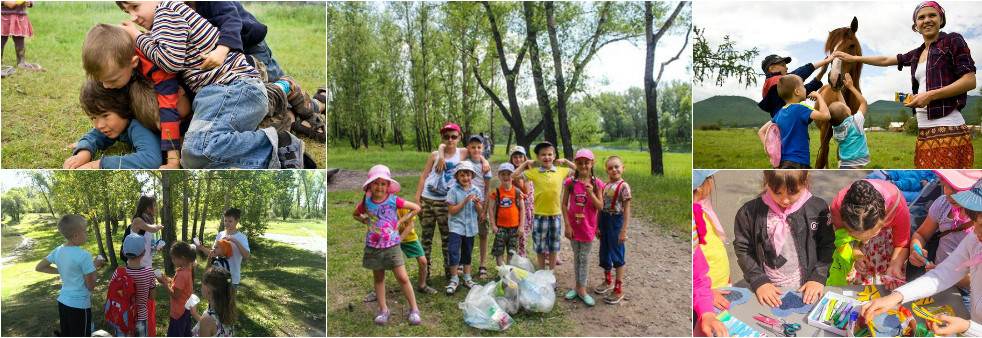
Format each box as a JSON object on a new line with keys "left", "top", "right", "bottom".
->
{"left": 761, "top": 189, "right": 813, "bottom": 257}
{"left": 913, "top": 1, "right": 946, "bottom": 28}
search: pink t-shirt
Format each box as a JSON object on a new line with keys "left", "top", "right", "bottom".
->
{"left": 564, "top": 177, "right": 603, "bottom": 242}
{"left": 356, "top": 194, "right": 406, "bottom": 249}
{"left": 830, "top": 179, "right": 910, "bottom": 248}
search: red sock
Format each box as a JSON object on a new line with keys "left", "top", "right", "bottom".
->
{"left": 614, "top": 279, "right": 623, "bottom": 294}
{"left": 604, "top": 270, "right": 613, "bottom": 285}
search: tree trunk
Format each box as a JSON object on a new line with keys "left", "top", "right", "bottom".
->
{"left": 198, "top": 171, "right": 213, "bottom": 255}
{"left": 41, "top": 190, "right": 55, "bottom": 218}
{"left": 192, "top": 176, "right": 202, "bottom": 240}
{"left": 545, "top": 2, "right": 574, "bottom": 159}
{"left": 161, "top": 171, "right": 176, "bottom": 275}
{"left": 644, "top": 2, "right": 687, "bottom": 176}
{"left": 221, "top": 176, "right": 231, "bottom": 233}
{"left": 181, "top": 172, "right": 190, "bottom": 243}
{"left": 105, "top": 199, "right": 118, "bottom": 268}
{"left": 523, "top": 2, "right": 559, "bottom": 151}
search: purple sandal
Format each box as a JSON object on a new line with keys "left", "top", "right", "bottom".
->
{"left": 374, "top": 310, "right": 389, "bottom": 325}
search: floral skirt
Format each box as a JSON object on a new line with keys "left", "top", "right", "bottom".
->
{"left": 847, "top": 225, "right": 904, "bottom": 285}
{"left": 915, "top": 125, "right": 974, "bottom": 169}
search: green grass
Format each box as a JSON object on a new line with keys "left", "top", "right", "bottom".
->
{"left": 1, "top": 213, "right": 326, "bottom": 336}
{"left": 694, "top": 128, "right": 982, "bottom": 169}
{"left": 0, "top": 2, "right": 325, "bottom": 168}
{"left": 265, "top": 218, "right": 327, "bottom": 238}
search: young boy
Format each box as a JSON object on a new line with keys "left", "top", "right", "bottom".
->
{"left": 35, "top": 215, "right": 106, "bottom": 337}
{"left": 198, "top": 208, "right": 251, "bottom": 290}
{"left": 115, "top": 232, "right": 157, "bottom": 337}
{"left": 445, "top": 161, "right": 484, "bottom": 294}
{"left": 490, "top": 163, "right": 525, "bottom": 266}
{"left": 114, "top": 1, "right": 306, "bottom": 168}
{"left": 595, "top": 156, "right": 632, "bottom": 304}
{"left": 758, "top": 54, "right": 834, "bottom": 118}
{"left": 765, "top": 74, "right": 831, "bottom": 169}
{"left": 81, "top": 23, "right": 182, "bottom": 169}
{"left": 511, "top": 141, "right": 574, "bottom": 271}
{"left": 63, "top": 80, "right": 162, "bottom": 169}
{"left": 830, "top": 73, "right": 870, "bottom": 168}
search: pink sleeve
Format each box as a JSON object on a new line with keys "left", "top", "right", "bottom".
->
{"left": 693, "top": 246, "right": 715, "bottom": 317}
{"left": 395, "top": 197, "right": 406, "bottom": 208}
{"left": 888, "top": 189, "right": 911, "bottom": 248}
{"left": 355, "top": 202, "right": 365, "bottom": 214}
{"left": 829, "top": 186, "right": 848, "bottom": 229}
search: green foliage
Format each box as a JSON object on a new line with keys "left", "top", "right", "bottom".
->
{"left": 692, "top": 26, "right": 759, "bottom": 88}
{"left": 1, "top": 189, "right": 29, "bottom": 223}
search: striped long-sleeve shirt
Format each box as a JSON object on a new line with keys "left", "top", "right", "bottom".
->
{"left": 135, "top": 48, "right": 182, "bottom": 152}
{"left": 134, "top": 1, "right": 257, "bottom": 94}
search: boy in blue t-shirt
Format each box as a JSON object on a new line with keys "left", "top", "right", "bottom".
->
{"left": 35, "top": 215, "right": 106, "bottom": 337}
{"left": 765, "top": 74, "right": 831, "bottom": 169}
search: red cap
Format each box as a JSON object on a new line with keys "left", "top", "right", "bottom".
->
{"left": 440, "top": 122, "right": 461, "bottom": 134}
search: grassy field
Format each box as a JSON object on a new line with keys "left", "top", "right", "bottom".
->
{"left": 1, "top": 213, "right": 326, "bottom": 336}
{"left": 0, "top": 2, "right": 326, "bottom": 168}
{"left": 694, "top": 128, "right": 982, "bottom": 169}
{"left": 265, "top": 218, "right": 327, "bottom": 238}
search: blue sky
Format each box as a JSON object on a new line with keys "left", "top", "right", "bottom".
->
{"left": 693, "top": 1, "right": 982, "bottom": 104}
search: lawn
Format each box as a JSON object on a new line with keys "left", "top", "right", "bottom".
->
{"left": 0, "top": 1, "right": 326, "bottom": 168}
{"left": 694, "top": 128, "right": 982, "bottom": 169}
{"left": 266, "top": 218, "right": 328, "bottom": 238}
{"left": 1, "top": 213, "right": 326, "bottom": 336}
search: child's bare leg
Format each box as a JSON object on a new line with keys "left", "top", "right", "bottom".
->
{"left": 393, "top": 265, "right": 418, "bottom": 311}
{"left": 549, "top": 252, "right": 557, "bottom": 270}
{"left": 615, "top": 265, "right": 625, "bottom": 283}
{"left": 479, "top": 231, "right": 488, "bottom": 270}
{"left": 463, "top": 264, "right": 471, "bottom": 276}
{"left": 416, "top": 256, "right": 428, "bottom": 288}
{"left": 373, "top": 270, "right": 387, "bottom": 312}
{"left": 537, "top": 252, "right": 546, "bottom": 270}
{"left": 495, "top": 255, "right": 503, "bottom": 267}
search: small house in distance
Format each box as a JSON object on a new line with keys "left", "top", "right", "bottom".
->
{"left": 889, "top": 122, "right": 906, "bottom": 132}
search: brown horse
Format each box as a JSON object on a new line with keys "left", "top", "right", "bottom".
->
{"left": 816, "top": 17, "right": 864, "bottom": 169}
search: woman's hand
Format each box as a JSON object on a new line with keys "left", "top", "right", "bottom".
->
{"left": 833, "top": 51, "right": 859, "bottom": 63}
{"left": 929, "top": 315, "right": 971, "bottom": 336}
{"left": 905, "top": 90, "right": 935, "bottom": 108}
{"left": 860, "top": 291, "right": 903, "bottom": 320}
{"left": 712, "top": 289, "right": 731, "bottom": 310}
{"left": 755, "top": 283, "right": 784, "bottom": 307}
{"left": 797, "top": 281, "right": 824, "bottom": 304}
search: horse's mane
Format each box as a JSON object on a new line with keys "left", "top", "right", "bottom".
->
{"left": 825, "top": 26, "right": 863, "bottom": 92}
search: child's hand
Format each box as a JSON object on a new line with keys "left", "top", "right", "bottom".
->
{"left": 93, "top": 256, "right": 106, "bottom": 268}
{"left": 860, "top": 291, "right": 904, "bottom": 321}
{"left": 518, "top": 224, "right": 525, "bottom": 236}
{"left": 584, "top": 182, "right": 595, "bottom": 194}
{"left": 491, "top": 225, "right": 498, "bottom": 234}
{"left": 524, "top": 160, "right": 536, "bottom": 169}
{"left": 854, "top": 255, "right": 871, "bottom": 276}
{"left": 797, "top": 281, "right": 824, "bottom": 304}
{"left": 700, "top": 314, "right": 729, "bottom": 338}
{"left": 618, "top": 231, "right": 626, "bottom": 243}
{"left": 435, "top": 156, "right": 447, "bottom": 173}
{"left": 2, "top": 2, "right": 18, "bottom": 9}
{"left": 79, "top": 160, "right": 101, "bottom": 169}
{"left": 755, "top": 283, "right": 783, "bottom": 307}
{"left": 481, "top": 161, "right": 491, "bottom": 174}
{"left": 555, "top": 158, "right": 570, "bottom": 167}
{"left": 929, "top": 315, "right": 971, "bottom": 336}
{"left": 63, "top": 151, "right": 92, "bottom": 169}
{"left": 807, "top": 91, "right": 821, "bottom": 101}
{"left": 712, "top": 288, "right": 731, "bottom": 310}
{"left": 201, "top": 45, "right": 230, "bottom": 70}
{"left": 564, "top": 224, "right": 573, "bottom": 240}
{"left": 120, "top": 20, "right": 143, "bottom": 39}
{"left": 160, "top": 160, "right": 180, "bottom": 170}
{"left": 910, "top": 246, "right": 929, "bottom": 267}
{"left": 843, "top": 73, "right": 854, "bottom": 89}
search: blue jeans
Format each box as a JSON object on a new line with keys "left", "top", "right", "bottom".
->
{"left": 182, "top": 77, "right": 280, "bottom": 169}
{"left": 447, "top": 232, "right": 474, "bottom": 267}
{"left": 598, "top": 212, "right": 626, "bottom": 269}
{"left": 244, "top": 40, "right": 284, "bottom": 81}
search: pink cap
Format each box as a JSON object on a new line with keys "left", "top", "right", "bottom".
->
{"left": 440, "top": 122, "right": 461, "bottom": 134}
{"left": 362, "top": 165, "right": 401, "bottom": 194}
{"left": 574, "top": 148, "right": 595, "bottom": 161}
{"left": 934, "top": 170, "right": 982, "bottom": 191}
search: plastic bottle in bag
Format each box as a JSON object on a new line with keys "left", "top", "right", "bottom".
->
{"left": 518, "top": 270, "right": 556, "bottom": 313}
{"left": 460, "top": 285, "right": 513, "bottom": 331}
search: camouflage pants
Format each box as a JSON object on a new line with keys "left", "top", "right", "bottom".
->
{"left": 419, "top": 197, "right": 450, "bottom": 279}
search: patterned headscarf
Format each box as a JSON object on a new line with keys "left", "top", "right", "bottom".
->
{"left": 913, "top": 1, "right": 946, "bottom": 28}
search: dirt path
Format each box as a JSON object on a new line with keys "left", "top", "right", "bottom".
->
{"left": 327, "top": 169, "right": 421, "bottom": 192}
{"left": 1, "top": 236, "right": 36, "bottom": 268}
{"left": 262, "top": 230, "right": 326, "bottom": 255}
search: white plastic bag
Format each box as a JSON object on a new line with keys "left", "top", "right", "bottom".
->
{"left": 459, "top": 284, "right": 513, "bottom": 331}
{"left": 509, "top": 255, "right": 536, "bottom": 273}
{"left": 518, "top": 270, "right": 556, "bottom": 313}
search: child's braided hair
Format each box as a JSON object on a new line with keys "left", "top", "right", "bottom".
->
{"left": 840, "top": 180, "right": 885, "bottom": 232}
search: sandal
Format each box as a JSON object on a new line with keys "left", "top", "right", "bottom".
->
{"left": 17, "top": 62, "right": 44, "bottom": 71}
{"left": 290, "top": 114, "right": 326, "bottom": 143}
{"left": 1, "top": 65, "right": 15, "bottom": 77}
{"left": 446, "top": 278, "right": 459, "bottom": 294}
{"left": 278, "top": 75, "right": 318, "bottom": 119}
{"left": 374, "top": 310, "right": 389, "bottom": 325}
{"left": 478, "top": 266, "right": 489, "bottom": 280}
{"left": 408, "top": 310, "right": 421, "bottom": 325}
{"left": 363, "top": 291, "right": 377, "bottom": 302}
{"left": 417, "top": 285, "right": 438, "bottom": 294}
{"left": 462, "top": 276, "right": 476, "bottom": 289}
{"left": 313, "top": 86, "right": 327, "bottom": 113}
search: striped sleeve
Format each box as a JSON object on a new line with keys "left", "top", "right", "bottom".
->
{"left": 128, "top": 267, "right": 157, "bottom": 321}
{"left": 135, "top": 2, "right": 190, "bottom": 74}
{"left": 136, "top": 49, "right": 182, "bottom": 151}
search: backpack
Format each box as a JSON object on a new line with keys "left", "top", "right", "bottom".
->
{"left": 211, "top": 256, "right": 231, "bottom": 272}
{"left": 105, "top": 267, "right": 137, "bottom": 336}
{"left": 763, "top": 123, "right": 782, "bottom": 168}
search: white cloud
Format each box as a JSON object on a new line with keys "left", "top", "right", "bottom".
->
{"left": 588, "top": 33, "right": 692, "bottom": 93}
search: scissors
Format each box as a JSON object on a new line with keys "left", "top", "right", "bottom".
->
{"left": 754, "top": 313, "right": 801, "bottom": 337}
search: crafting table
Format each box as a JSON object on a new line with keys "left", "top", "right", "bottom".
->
{"left": 724, "top": 284, "right": 970, "bottom": 337}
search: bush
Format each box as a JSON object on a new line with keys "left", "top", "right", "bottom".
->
{"left": 699, "top": 124, "right": 721, "bottom": 131}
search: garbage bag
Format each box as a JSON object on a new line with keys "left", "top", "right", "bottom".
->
{"left": 460, "top": 284, "right": 513, "bottom": 331}
{"left": 518, "top": 270, "right": 556, "bottom": 313}
{"left": 510, "top": 255, "right": 536, "bottom": 273}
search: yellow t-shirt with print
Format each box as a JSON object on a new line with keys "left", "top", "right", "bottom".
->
{"left": 523, "top": 166, "right": 571, "bottom": 216}
{"left": 397, "top": 209, "right": 418, "bottom": 243}
{"left": 700, "top": 212, "right": 730, "bottom": 288}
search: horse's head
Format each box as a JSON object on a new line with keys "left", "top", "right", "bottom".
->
{"left": 825, "top": 17, "right": 863, "bottom": 91}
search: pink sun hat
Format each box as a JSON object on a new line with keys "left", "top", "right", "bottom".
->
{"left": 574, "top": 148, "right": 595, "bottom": 161}
{"left": 934, "top": 170, "right": 982, "bottom": 191}
{"left": 362, "top": 165, "right": 401, "bottom": 194}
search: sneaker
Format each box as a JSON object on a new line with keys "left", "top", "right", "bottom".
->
{"left": 605, "top": 281, "right": 624, "bottom": 304}
{"left": 276, "top": 131, "right": 305, "bottom": 169}
{"left": 463, "top": 276, "right": 476, "bottom": 289}
{"left": 594, "top": 281, "right": 613, "bottom": 295}
{"left": 564, "top": 290, "right": 578, "bottom": 300}
{"left": 417, "top": 285, "right": 438, "bottom": 294}
{"left": 446, "top": 278, "right": 460, "bottom": 294}
{"left": 408, "top": 310, "right": 422, "bottom": 325}
{"left": 374, "top": 310, "right": 389, "bottom": 325}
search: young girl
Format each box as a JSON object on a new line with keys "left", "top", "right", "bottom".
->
{"left": 445, "top": 161, "right": 483, "bottom": 294}
{"left": 561, "top": 149, "right": 604, "bottom": 306}
{"left": 191, "top": 266, "right": 236, "bottom": 337}
{"left": 733, "top": 170, "right": 833, "bottom": 307}
{"left": 694, "top": 204, "right": 728, "bottom": 337}
{"left": 511, "top": 146, "right": 535, "bottom": 258}
{"left": 352, "top": 165, "right": 422, "bottom": 325}
{"left": 595, "top": 156, "right": 632, "bottom": 304}
{"left": 692, "top": 170, "right": 732, "bottom": 310}
{"left": 157, "top": 241, "right": 196, "bottom": 337}
{"left": 1, "top": 1, "right": 42, "bottom": 77}
{"left": 830, "top": 178, "right": 911, "bottom": 289}
{"left": 861, "top": 178, "right": 982, "bottom": 336}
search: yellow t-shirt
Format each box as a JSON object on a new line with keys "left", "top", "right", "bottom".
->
{"left": 396, "top": 209, "right": 418, "bottom": 243}
{"left": 524, "top": 166, "right": 572, "bottom": 216}
{"left": 700, "top": 212, "right": 730, "bottom": 288}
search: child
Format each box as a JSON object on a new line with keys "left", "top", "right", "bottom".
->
{"left": 692, "top": 170, "right": 732, "bottom": 310}
{"left": 351, "top": 165, "right": 422, "bottom": 325}
{"left": 829, "top": 178, "right": 910, "bottom": 288}
{"left": 115, "top": 1, "right": 306, "bottom": 168}
{"left": 490, "top": 162, "right": 525, "bottom": 267}
{"left": 830, "top": 73, "right": 870, "bottom": 168}
{"left": 445, "top": 161, "right": 484, "bottom": 293}
{"left": 191, "top": 266, "right": 237, "bottom": 337}
{"left": 63, "top": 79, "right": 163, "bottom": 169}
{"left": 415, "top": 122, "right": 464, "bottom": 280}
{"left": 595, "top": 156, "right": 632, "bottom": 304}
{"left": 562, "top": 149, "right": 604, "bottom": 306}
{"left": 694, "top": 207, "right": 728, "bottom": 337}
{"left": 733, "top": 170, "right": 833, "bottom": 307}
{"left": 512, "top": 141, "right": 574, "bottom": 271}
{"left": 1, "top": 1, "right": 42, "bottom": 77}
{"left": 198, "top": 208, "right": 250, "bottom": 290}
{"left": 35, "top": 215, "right": 105, "bottom": 337}
{"left": 437, "top": 135, "right": 492, "bottom": 278}
{"left": 362, "top": 208, "right": 437, "bottom": 302}
{"left": 114, "top": 233, "right": 157, "bottom": 337}
{"left": 158, "top": 241, "right": 196, "bottom": 337}
{"left": 762, "top": 74, "right": 831, "bottom": 169}
{"left": 860, "top": 178, "right": 982, "bottom": 336}
{"left": 758, "top": 53, "right": 833, "bottom": 117}
{"left": 510, "top": 146, "right": 535, "bottom": 258}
